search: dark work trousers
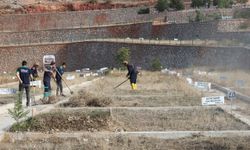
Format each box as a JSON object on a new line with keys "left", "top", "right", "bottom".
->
{"left": 19, "top": 83, "right": 30, "bottom": 106}
{"left": 129, "top": 73, "right": 137, "bottom": 84}
{"left": 43, "top": 80, "right": 51, "bottom": 93}
{"left": 56, "top": 79, "right": 63, "bottom": 95}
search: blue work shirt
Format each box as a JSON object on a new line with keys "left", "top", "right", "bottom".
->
{"left": 31, "top": 67, "right": 38, "bottom": 78}
{"left": 56, "top": 66, "right": 64, "bottom": 81}
{"left": 43, "top": 66, "right": 54, "bottom": 82}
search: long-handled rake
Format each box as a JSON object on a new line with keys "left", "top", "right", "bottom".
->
{"left": 55, "top": 68, "right": 74, "bottom": 95}
{"left": 30, "top": 85, "right": 37, "bottom": 106}
{"left": 113, "top": 78, "right": 129, "bottom": 89}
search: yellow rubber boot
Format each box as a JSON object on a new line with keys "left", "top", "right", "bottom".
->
{"left": 131, "top": 83, "right": 137, "bottom": 90}
{"left": 134, "top": 83, "right": 137, "bottom": 90}
{"left": 131, "top": 83, "right": 135, "bottom": 90}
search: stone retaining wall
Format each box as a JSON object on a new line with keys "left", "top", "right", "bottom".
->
{"left": 1, "top": 42, "right": 249, "bottom": 72}
{"left": 0, "top": 7, "right": 237, "bottom": 32}
{"left": 1, "top": 20, "right": 250, "bottom": 47}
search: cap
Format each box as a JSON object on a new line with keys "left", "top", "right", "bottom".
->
{"left": 33, "top": 62, "right": 39, "bottom": 66}
{"left": 123, "top": 61, "right": 128, "bottom": 65}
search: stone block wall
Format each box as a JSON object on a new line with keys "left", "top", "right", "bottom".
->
{"left": 0, "top": 42, "right": 249, "bottom": 73}
{"left": 2, "top": 19, "right": 250, "bottom": 47}
{"left": 0, "top": 7, "right": 239, "bottom": 32}
{"left": 0, "top": 22, "right": 152, "bottom": 46}
{"left": 151, "top": 20, "right": 250, "bottom": 43}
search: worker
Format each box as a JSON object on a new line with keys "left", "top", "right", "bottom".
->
{"left": 16, "top": 60, "right": 33, "bottom": 107}
{"left": 56, "top": 62, "right": 66, "bottom": 97}
{"left": 30, "top": 63, "right": 39, "bottom": 80}
{"left": 43, "top": 61, "right": 56, "bottom": 101}
{"left": 123, "top": 61, "right": 138, "bottom": 90}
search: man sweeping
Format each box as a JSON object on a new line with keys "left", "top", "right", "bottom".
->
{"left": 16, "top": 60, "right": 33, "bottom": 107}
{"left": 42, "top": 61, "right": 56, "bottom": 101}
{"left": 56, "top": 62, "right": 66, "bottom": 97}
{"left": 31, "top": 62, "right": 39, "bottom": 80}
{"left": 123, "top": 61, "right": 138, "bottom": 90}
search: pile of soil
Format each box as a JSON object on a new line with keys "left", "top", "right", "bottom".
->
{"left": 40, "top": 95, "right": 60, "bottom": 104}
{"left": 9, "top": 109, "right": 112, "bottom": 132}
{"left": 64, "top": 90, "right": 112, "bottom": 107}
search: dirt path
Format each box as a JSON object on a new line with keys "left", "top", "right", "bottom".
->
{"left": 0, "top": 79, "right": 97, "bottom": 141}
{"left": 5, "top": 130, "right": 250, "bottom": 140}
{"left": 221, "top": 100, "right": 250, "bottom": 126}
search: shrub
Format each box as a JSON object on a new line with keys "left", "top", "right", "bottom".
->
{"left": 138, "top": 7, "right": 150, "bottom": 14}
{"left": 191, "top": 0, "right": 211, "bottom": 8}
{"left": 151, "top": 58, "right": 162, "bottom": 71}
{"left": 195, "top": 10, "right": 205, "bottom": 22}
{"left": 8, "top": 96, "right": 30, "bottom": 131}
{"left": 116, "top": 47, "right": 131, "bottom": 67}
{"left": 170, "top": 0, "right": 185, "bottom": 10}
{"left": 155, "top": 0, "right": 169, "bottom": 12}
{"left": 213, "top": 0, "right": 233, "bottom": 8}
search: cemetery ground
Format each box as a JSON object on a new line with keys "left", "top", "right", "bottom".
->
{"left": 0, "top": 72, "right": 94, "bottom": 105}
{"left": 0, "top": 70, "right": 250, "bottom": 149}
{"left": 181, "top": 68, "right": 250, "bottom": 97}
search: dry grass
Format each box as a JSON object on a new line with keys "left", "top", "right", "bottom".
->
{"left": 111, "top": 107, "right": 250, "bottom": 131}
{"left": 67, "top": 71, "right": 202, "bottom": 107}
{"left": 188, "top": 68, "right": 250, "bottom": 96}
{"left": 9, "top": 109, "right": 112, "bottom": 132}
{"left": 0, "top": 71, "right": 93, "bottom": 105}
{"left": 93, "top": 71, "right": 201, "bottom": 93}
{"left": 9, "top": 107, "right": 249, "bottom": 132}
{"left": 0, "top": 73, "right": 17, "bottom": 85}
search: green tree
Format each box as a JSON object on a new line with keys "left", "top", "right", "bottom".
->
{"left": 170, "top": 0, "right": 185, "bottom": 10}
{"left": 151, "top": 58, "right": 162, "bottom": 71}
{"left": 219, "top": 0, "right": 233, "bottom": 8}
{"left": 195, "top": 10, "right": 205, "bottom": 22}
{"left": 191, "top": 0, "right": 206, "bottom": 8}
{"left": 213, "top": 0, "right": 233, "bottom": 8}
{"left": 155, "top": 0, "right": 169, "bottom": 12}
{"left": 116, "top": 47, "right": 131, "bottom": 67}
{"left": 8, "top": 97, "right": 29, "bottom": 131}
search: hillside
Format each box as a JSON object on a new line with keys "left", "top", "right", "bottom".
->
{"left": 0, "top": 0, "right": 156, "bottom": 14}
